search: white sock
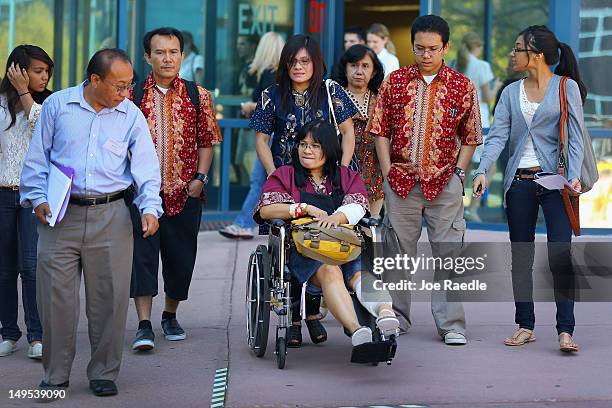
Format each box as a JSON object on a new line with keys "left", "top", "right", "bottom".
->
{"left": 354, "top": 279, "right": 388, "bottom": 319}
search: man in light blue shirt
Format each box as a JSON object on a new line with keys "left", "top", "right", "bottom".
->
{"left": 19, "top": 48, "right": 162, "bottom": 400}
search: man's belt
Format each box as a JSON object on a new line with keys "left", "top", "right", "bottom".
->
{"left": 69, "top": 190, "right": 125, "bottom": 206}
{"left": 0, "top": 186, "right": 19, "bottom": 191}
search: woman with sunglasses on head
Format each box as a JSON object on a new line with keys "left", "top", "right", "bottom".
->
{"left": 0, "top": 45, "right": 53, "bottom": 360}
{"left": 473, "top": 26, "right": 586, "bottom": 353}
{"left": 250, "top": 34, "right": 358, "bottom": 348}
{"left": 332, "top": 44, "right": 385, "bottom": 217}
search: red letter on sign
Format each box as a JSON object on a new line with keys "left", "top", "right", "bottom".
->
{"left": 309, "top": 1, "right": 326, "bottom": 33}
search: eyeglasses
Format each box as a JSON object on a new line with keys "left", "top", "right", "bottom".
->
{"left": 103, "top": 80, "right": 134, "bottom": 94}
{"left": 298, "top": 141, "right": 322, "bottom": 152}
{"left": 412, "top": 46, "right": 444, "bottom": 56}
{"left": 511, "top": 47, "right": 533, "bottom": 54}
{"left": 288, "top": 57, "right": 312, "bottom": 69}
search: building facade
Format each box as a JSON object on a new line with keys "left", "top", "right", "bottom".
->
{"left": 1, "top": 0, "right": 610, "bottom": 230}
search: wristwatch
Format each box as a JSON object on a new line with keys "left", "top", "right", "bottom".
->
{"left": 193, "top": 172, "right": 209, "bottom": 185}
{"left": 454, "top": 167, "right": 466, "bottom": 181}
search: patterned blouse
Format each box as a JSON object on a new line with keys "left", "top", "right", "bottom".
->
{"left": 349, "top": 91, "right": 383, "bottom": 202}
{"left": 253, "top": 165, "right": 369, "bottom": 225}
{"left": 249, "top": 80, "right": 357, "bottom": 167}
{"left": 368, "top": 63, "right": 483, "bottom": 200}
{"left": 0, "top": 96, "right": 42, "bottom": 187}
{"left": 132, "top": 74, "right": 222, "bottom": 216}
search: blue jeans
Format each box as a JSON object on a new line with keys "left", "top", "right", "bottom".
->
{"left": 233, "top": 158, "right": 266, "bottom": 229}
{"left": 0, "top": 189, "right": 42, "bottom": 343}
{"left": 505, "top": 178, "right": 575, "bottom": 335}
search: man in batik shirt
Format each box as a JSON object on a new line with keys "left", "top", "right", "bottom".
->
{"left": 129, "top": 27, "right": 222, "bottom": 351}
{"left": 370, "top": 15, "right": 482, "bottom": 345}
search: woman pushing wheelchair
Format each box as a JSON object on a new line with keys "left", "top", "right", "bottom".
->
{"left": 254, "top": 119, "right": 400, "bottom": 352}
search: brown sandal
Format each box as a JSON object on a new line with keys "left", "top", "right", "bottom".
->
{"left": 504, "top": 328, "right": 536, "bottom": 346}
{"left": 559, "top": 332, "right": 578, "bottom": 353}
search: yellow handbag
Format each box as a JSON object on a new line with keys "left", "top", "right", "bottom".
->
{"left": 291, "top": 217, "right": 362, "bottom": 266}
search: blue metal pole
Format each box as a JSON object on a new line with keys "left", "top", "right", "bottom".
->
{"left": 294, "top": 0, "right": 305, "bottom": 34}
{"left": 220, "top": 127, "right": 233, "bottom": 212}
{"left": 419, "top": 0, "right": 430, "bottom": 15}
{"left": 204, "top": 0, "right": 217, "bottom": 90}
{"left": 325, "top": 0, "right": 337, "bottom": 72}
{"left": 549, "top": 0, "right": 580, "bottom": 54}
{"left": 117, "top": 0, "right": 129, "bottom": 51}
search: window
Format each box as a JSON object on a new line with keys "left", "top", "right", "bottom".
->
{"left": 579, "top": 0, "right": 612, "bottom": 130}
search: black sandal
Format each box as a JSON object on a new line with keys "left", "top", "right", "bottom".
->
{"left": 287, "top": 324, "right": 302, "bottom": 348}
{"left": 305, "top": 319, "right": 327, "bottom": 344}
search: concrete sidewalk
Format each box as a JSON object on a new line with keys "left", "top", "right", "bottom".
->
{"left": 1, "top": 229, "right": 611, "bottom": 407}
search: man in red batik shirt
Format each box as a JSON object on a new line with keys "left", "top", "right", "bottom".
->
{"left": 370, "top": 15, "right": 482, "bottom": 346}
{"left": 129, "top": 27, "right": 221, "bottom": 351}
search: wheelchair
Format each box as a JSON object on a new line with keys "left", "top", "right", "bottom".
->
{"left": 245, "top": 217, "right": 397, "bottom": 369}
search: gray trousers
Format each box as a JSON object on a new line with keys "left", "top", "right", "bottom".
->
{"left": 382, "top": 176, "right": 466, "bottom": 337}
{"left": 36, "top": 199, "right": 133, "bottom": 384}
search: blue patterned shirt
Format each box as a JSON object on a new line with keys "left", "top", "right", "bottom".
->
{"left": 250, "top": 80, "right": 357, "bottom": 167}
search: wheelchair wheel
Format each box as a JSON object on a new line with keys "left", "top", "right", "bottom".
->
{"left": 276, "top": 336, "right": 287, "bottom": 369}
{"left": 246, "top": 245, "right": 271, "bottom": 357}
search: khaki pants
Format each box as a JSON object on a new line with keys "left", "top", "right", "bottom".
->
{"left": 36, "top": 199, "right": 133, "bottom": 384}
{"left": 382, "top": 176, "right": 466, "bottom": 337}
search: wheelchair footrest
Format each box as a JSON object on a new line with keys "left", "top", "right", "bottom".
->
{"left": 350, "top": 338, "right": 397, "bottom": 364}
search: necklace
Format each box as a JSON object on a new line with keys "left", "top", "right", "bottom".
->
{"left": 292, "top": 89, "right": 307, "bottom": 108}
{"left": 346, "top": 88, "right": 370, "bottom": 118}
{"left": 309, "top": 175, "right": 328, "bottom": 194}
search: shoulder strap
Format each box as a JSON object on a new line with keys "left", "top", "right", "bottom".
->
{"left": 184, "top": 80, "right": 200, "bottom": 115}
{"left": 325, "top": 79, "right": 340, "bottom": 136}
{"left": 132, "top": 80, "right": 146, "bottom": 108}
{"left": 557, "top": 76, "right": 569, "bottom": 175}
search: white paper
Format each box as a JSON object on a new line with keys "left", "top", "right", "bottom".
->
{"left": 534, "top": 173, "right": 581, "bottom": 194}
{"left": 47, "top": 164, "right": 73, "bottom": 227}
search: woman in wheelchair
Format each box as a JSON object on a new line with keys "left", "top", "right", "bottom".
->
{"left": 254, "top": 119, "right": 400, "bottom": 350}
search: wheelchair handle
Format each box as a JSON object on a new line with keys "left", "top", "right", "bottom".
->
{"left": 358, "top": 217, "right": 380, "bottom": 228}
{"left": 266, "top": 219, "right": 287, "bottom": 228}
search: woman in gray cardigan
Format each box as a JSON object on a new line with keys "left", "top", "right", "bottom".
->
{"left": 473, "top": 26, "right": 586, "bottom": 353}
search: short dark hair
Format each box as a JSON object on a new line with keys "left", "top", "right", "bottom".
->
{"left": 143, "top": 27, "right": 184, "bottom": 55}
{"left": 344, "top": 26, "right": 366, "bottom": 42}
{"left": 411, "top": 15, "right": 450, "bottom": 46}
{"left": 291, "top": 119, "right": 341, "bottom": 189}
{"left": 86, "top": 48, "right": 131, "bottom": 81}
{"left": 332, "top": 44, "right": 384, "bottom": 94}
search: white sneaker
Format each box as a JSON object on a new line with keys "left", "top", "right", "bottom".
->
{"left": 0, "top": 340, "right": 17, "bottom": 356}
{"left": 218, "top": 224, "right": 254, "bottom": 240}
{"left": 27, "top": 342, "right": 43, "bottom": 360}
{"left": 444, "top": 332, "right": 467, "bottom": 345}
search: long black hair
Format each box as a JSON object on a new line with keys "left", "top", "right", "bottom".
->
{"left": 0, "top": 45, "right": 53, "bottom": 130}
{"left": 519, "top": 25, "right": 587, "bottom": 104}
{"left": 332, "top": 44, "right": 384, "bottom": 94}
{"left": 276, "top": 35, "right": 326, "bottom": 113}
{"left": 291, "top": 119, "right": 341, "bottom": 189}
